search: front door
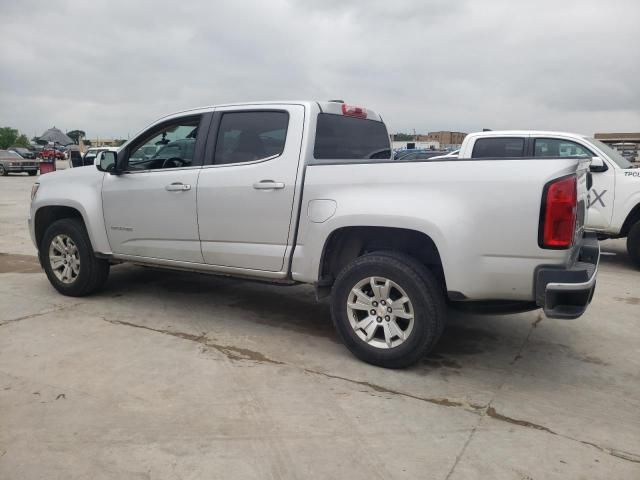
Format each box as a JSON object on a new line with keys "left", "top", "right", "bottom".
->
{"left": 196, "top": 105, "right": 305, "bottom": 272}
{"left": 102, "top": 113, "right": 210, "bottom": 263}
{"left": 533, "top": 136, "right": 615, "bottom": 230}
{"left": 587, "top": 161, "right": 616, "bottom": 231}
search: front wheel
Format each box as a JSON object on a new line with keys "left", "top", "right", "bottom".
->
{"left": 330, "top": 252, "right": 446, "bottom": 368}
{"left": 627, "top": 221, "right": 640, "bottom": 268}
{"left": 28, "top": 171, "right": 37, "bottom": 176}
{"left": 0, "top": 165, "right": 7, "bottom": 176}
{"left": 41, "top": 218, "right": 110, "bottom": 296}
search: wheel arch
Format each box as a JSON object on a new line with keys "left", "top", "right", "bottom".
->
{"left": 317, "top": 226, "right": 447, "bottom": 293}
{"left": 34, "top": 206, "right": 89, "bottom": 251}
{"left": 620, "top": 202, "right": 640, "bottom": 237}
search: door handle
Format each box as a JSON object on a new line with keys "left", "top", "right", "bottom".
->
{"left": 253, "top": 180, "right": 285, "bottom": 190}
{"left": 165, "top": 182, "right": 191, "bottom": 191}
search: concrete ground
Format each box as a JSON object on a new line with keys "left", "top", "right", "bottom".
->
{"left": 1, "top": 170, "right": 639, "bottom": 479}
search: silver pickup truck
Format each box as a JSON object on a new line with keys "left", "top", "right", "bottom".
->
{"left": 28, "top": 101, "right": 599, "bottom": 368}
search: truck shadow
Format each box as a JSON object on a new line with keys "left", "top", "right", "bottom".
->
{"left": 598, "top": 239, "right": 638, "bottom": 272}
{"left": 100, "top": 265, "right": 571, "bottom": 374}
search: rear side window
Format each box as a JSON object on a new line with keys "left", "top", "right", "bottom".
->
{"left": 471, "top": 137, "right": 525, "bottom": 158}
{"left": 313, "top": 113, "right": 391, "bottom": 161}
{"left": 214, "top": 111, "right": 289, "bottom": 165}
{"left": 534, "top": 138, "right": 592, "bottom": 157}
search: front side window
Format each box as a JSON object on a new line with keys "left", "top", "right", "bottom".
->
{"left": 214, "top": 111, "right": 289, "bottom": 165}
{"left": 127, "top": 117, "right": 200, "bottom": 171}
{"left": 471, "top": 137, "right": 525, "bottom": 158}
{"left": 534, "top": 138, "right": 593, "bottom": 157}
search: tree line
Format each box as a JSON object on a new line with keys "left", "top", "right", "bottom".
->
{"left": 0, "top": 127, "right": 30, "bottom": 149}
{"left": 0, "top": 127, "right": 126, "bottom": 149}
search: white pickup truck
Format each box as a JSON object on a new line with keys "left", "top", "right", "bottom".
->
{"left": 455, "top": 131, "right": 640, "bottom": 267}
{"left": 28, "top": 101, "right": 599, "bottom": 368}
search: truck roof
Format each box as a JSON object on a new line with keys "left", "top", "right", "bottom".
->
{"left": 155, "top": 101, "right": 384, "bottom": 124}
{"left": 468, "top": 130, "right": 590, "bottom": 140}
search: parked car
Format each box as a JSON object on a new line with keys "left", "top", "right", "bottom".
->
{"left": 39, "top": 147, "right": 65, "bottom": 161}
{"left": 127, "top": 138, "right": 195, "bottom": 170}
{"left": 9, "top": 147, "right": 36, "bottom": 159}
{"left": 455, "top": 131, "right": 640, "bottom": 267}
{"left": 394, "top": 149, "right": 447, "bottom": 160}
{"left": 73, "top": 147, "right": 119, "bottom": 168}
{"left": 28, "top": 101, "right": 599, "bottom": 368}
{"left": 0, "top": 150, "right": 38, "bottom": 176}
{"left": 428, "top": 149, "right": 460, "bottom": 160}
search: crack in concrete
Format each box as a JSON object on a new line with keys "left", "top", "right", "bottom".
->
{"left": 532, "top": 312, "right": 543, "bottom": 328}
{"left": 510, "top": 313, "right": 543, "bottom": 366}
{"left": 101, "top": 318, "right": 284, "bottom": 365}
{"left": 444, "top": 420, "right": 480, "bottom": 480}
{"left": 486, "top": 406, "right": 555, "bottom": 434}
{"left": 100, "top": 317, "right": 640, "bottom": 466}
{"left": 302, "top": 368, "right": 484, "bottom": 412}
{"left": 0, "top": 303, "right": 81, "bottom": 327}
{"left": 485, "top": 407, "right": 640, "bottom": 464}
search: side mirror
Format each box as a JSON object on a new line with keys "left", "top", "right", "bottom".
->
{"left": 97, "top": 151, "right": 118, "bottom": 173}
{"left": 590, "top": 156, "right": 608, "bottom": 173}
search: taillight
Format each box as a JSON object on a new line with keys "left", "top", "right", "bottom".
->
{"left": 341, "top": 104, "right": 367, "bottom": 119}
{"left": 539, "top": 175, "right": 577, "bottom": 249}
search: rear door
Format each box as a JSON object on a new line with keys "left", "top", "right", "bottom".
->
{"left": 470, "top": 136, "right": 527, "bottom": 158}
{"left": 196, "top": 105, "right": 305, "bottom": 272}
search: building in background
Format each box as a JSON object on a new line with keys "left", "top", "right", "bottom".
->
{"left": 594, "top": 132, "right": 640, "bottom": 162}
{"left": 423, "top": 131, "right": 467, "bottom": 149}
{"left": 390, "top": 131, "right": 467, "bottom": 152}
{"left": 391, "top": 139, "right": 440, "bottom": 151}
{"left": 87, "top": 138, "right": 126, "bottom": 148}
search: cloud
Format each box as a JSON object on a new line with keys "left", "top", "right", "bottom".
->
{"left": 1, "top": 0, "right": 638, "bottom": 139}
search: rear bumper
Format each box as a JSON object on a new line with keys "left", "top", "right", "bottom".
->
{"left": 535, "top": 233, "right": 599, "bottom": 319}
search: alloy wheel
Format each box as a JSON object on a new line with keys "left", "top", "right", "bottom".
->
{"left": 49, "top": 234, "right": 80, "bottom": 284}
{"left": 346, "top": 276, "right": 415, "bottom": 349}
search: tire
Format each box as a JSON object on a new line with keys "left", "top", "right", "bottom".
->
{"left": 330, "top": 252, "right": 446, "bottom": 368}
{"left": 627, "top": 221, "right": 640, "bottom": 268}
{"left": 41, "top": 218, "right": 110, "bottom": 296}
{"left": 0, "top": 165, "right": 7, "bottom": 176}
{"left": 28, "top": 171, "right": 37, "bottom": 176}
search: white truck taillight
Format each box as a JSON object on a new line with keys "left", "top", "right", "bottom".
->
{"left": 539, "top": 175, "right": 577, "bottom": 249}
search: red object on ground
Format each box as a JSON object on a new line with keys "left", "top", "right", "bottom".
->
{"left": 39, "top": 161, "right": 56, "bottom": 174}
{"left": 39, "top": 147, "right": 65, "bottom": 160}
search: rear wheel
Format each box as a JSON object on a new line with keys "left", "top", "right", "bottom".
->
{"left": 627, "top": 221, "right": 640, "bottom": 268}
{"left": 41, "top": 218, "right": 110, "bottom": 296}
{"left": 330, "top": 252, "right": 446, "bottom": 368}
{"left": 28, "top": 171, "right": 37, "bottom": 176}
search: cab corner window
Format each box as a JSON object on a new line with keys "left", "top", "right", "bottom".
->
{"left": 313, "top": 114, "right": 391, "bottom": 161}
{"left": 127, "top": 116, "right": 201, "bottom": 171}
{"left": 471, "top": 137, "right": 525, "bottom": 158}
{"left": 214, "top": 111, "right": 289, "bottom": 165}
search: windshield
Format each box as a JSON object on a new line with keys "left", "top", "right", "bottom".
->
{"left": 588, "top": 138, "right": 633, "bottom": 169}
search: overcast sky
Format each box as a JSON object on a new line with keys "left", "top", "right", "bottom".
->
{"left": 1, "top": 0, "right": 639, "bottom": 140}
